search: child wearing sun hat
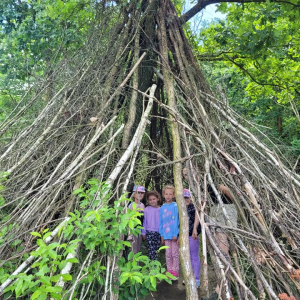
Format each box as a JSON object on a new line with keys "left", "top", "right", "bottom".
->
{"left": 183, "top": 188, "right": 201, "bottom": 288}
{"left": 128, "top": 185, "right": 146, "bottom": 253}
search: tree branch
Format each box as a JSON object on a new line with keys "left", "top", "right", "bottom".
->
{"left": 227, "top": 56, "right": 288, "bottom": 89}
{"left": 179, "top": 0, "right": 300, "bottom": 24}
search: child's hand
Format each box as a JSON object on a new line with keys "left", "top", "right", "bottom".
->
{"left": 172, "top": 236, "right": 177, "bottom": 242}
{"left": 142, "top": 235, "right": 146, "bottom": 241}
{"left": 192, "top": 230, "right": 198, "bottom": 240}
{"left": 127, "top": 234, "right": 134, "bottom": 242}
{"left": 161, "top": 237, "right": 165, "bottom": 245}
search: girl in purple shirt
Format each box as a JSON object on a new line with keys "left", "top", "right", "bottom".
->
{"left": 142, "top": 191, "right": 161, "bottom": 260}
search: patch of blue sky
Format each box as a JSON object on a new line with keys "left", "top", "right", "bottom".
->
{"left": 182, "top": 2, "right": 226, "bottom": 34}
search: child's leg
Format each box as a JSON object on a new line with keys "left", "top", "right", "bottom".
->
{"left": 146, "top": 231, "right": 154, "bottom": 260}
{"left": 152, "top": 232, "right": 161, "bottom": 260}
{"left": 189, "top": 236, "right": 201, "bottom": 281}
{"left": 165, "top": 240, "right": 173, "bottom": 271}
{"left": 132, "top": 234, "right": 142, "bottom": 254}
{"left": 146, "top": 231, "right": 160, "bottom": 260}
{"left": 171, "top": 240, "right": 180, "bottom": 274}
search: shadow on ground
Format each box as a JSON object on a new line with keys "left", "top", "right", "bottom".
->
{"left": 145, "top": 265, "right": 218, "bottom": 300}
{"left": 138, "top": 240, "right": 218, "bottom": 300}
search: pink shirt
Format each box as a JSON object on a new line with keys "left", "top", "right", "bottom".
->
{"left": 128, "top": 202, "right": 145, "bottom": 212}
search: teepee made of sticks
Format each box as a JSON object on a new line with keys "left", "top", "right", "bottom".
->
{"left": 0, "top": 1, "right": 300, "bottom": 299}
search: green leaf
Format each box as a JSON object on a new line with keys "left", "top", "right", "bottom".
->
{"left": 155, "top": 274, "right": 168, "bottom": 280}
{"left": 62, "top": 274, "right": 72, "bottom": 281}
{"left": 40, "top": 276, "right": 51, "bottom": 285}
{"left": 128, "top": 251, "right": 134, "bottom": 261}
{"left": 31, "top": 232, "right": 42, "bottom": 237}
{"left": 158, "top": 246, "right": 169, "bottom": 251}
{"left": 37, "top": 293, "right": 47, "bottom": 300}
{"left": 119, "top": 276, "right": 129, "bottom": 285}
{"left": 66, "top": 257, "right": 79, "bottom": 263}
{"left": 49, "top": 250, "right": 57, "bottom": 259}
{"left": 42, "top": 232, "right": 52, "bottom": 240}
{"left": 44, "top": 286, "right": 63, "bottom": 293}
{"left": 140, "top": 288, "right": 149, "bottom": 296}
{"left": 36, "top": 239, "right": 46, "bottom": 247}
{"left": 73, "top": 188, "right": 83, "bottom": 195}
{"left": 50, "top": 274, "right": 61, "bottom": 282}
{"left": 87, "top": 273, "right": 94, "bottom": 283}
{"left": 132, "top": 275, "right": 142, "bottom": 284}
{"left": 15, "top": 277, "right": 23, "bottom": 297}
{"left": 166, "top": 271, "right": 175, "bottom": 280}
{"left": 21, "top": 281, "right": 29, "bottom": 294}
{"left": 12, "top": 239, "right": 22, "bottom": 246}
{"left": 119, "top": 272, "right": 130, "bottom": 285}
{"left": 31, "top": 290, "right": 42, "bottom": 300}
{"left": 150, "top": 276, "right": 156, "bottom": 289}
{"left": 50, "top": 293, "right": 62, "bottom": 300}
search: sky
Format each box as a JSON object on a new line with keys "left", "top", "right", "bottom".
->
{"left": 182, "top": 2, "right": 226, "bottom": 34}
{"left": 195, "top": 4, "right": 225, "bottom": 21}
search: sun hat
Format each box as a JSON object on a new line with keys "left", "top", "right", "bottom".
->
{"left": 183, "top": 188, "right": 191, "bottom": 198}
{"left": 133, "top": 185, "right": 146, "bottom": 192}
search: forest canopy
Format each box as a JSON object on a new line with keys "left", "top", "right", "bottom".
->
{"left": 195, "top": 1, "right": 300, "bottom": 160}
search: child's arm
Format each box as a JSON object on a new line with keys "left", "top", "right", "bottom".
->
{"left": 172, "top": 205, "right": 180, "bottom": 241}
{"left": 192, "top": 208, "right": 200, "bottom": 240}
{"left": 159, "top": 207, "right": 164, "bottom": 244}
{"left": 159, "top": 207, "right": 162, "bottom": 235}
{"left": 219, "top": 184, "right": 235, "bottom": 202}
{"left": 141, "top": 207, "right": 147, "bottom": 240}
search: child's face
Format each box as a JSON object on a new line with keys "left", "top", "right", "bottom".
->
{"left": 133, "top": 191, "right": 145, "bottom": 202}
{"left": 163, "top": 189, "right": 174, "bottom": 203}
{"left": 184, "top": 197, "right": 191, "bottom": 206}
{"left": 148, "top": 195, "right": 159, "bottom": 207}
{"left": 182, "top": 168, "right": 188, "bottom": 181}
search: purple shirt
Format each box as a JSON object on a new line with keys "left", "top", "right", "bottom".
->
{"left": 141, "top": 206, "right": 160, "bottom": 235}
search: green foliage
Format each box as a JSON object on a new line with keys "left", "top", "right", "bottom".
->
{"left": 0, "top": 0, "right": 96, "bottom": 124}
{"left": 0, "top": 180, "right": 169, "bottom": 299}
{"left": 118, "top": 252, "right": 171, "bottom": 300}
{"left": 196, "top": 2, "right": 300, "bottom": 158}
{"left": 1, "top": 228, "right": 79, "bottom": 299}
{"left": 0, "top": 171, "right": 9, "bottom": 206}
{"left": 173, "top": 0, "right": 184, "bottom": 14}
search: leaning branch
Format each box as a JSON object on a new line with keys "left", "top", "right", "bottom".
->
{"left": 0, "top": 218, "right": 70, "bottom": 293}
{"left": 52, "top": 84, "right": 156, "bottom": 297}
{"left": 179, "top": 0, "right": 299, "bottom": 24}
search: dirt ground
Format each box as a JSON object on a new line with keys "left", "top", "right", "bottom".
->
{"left": 145, "top": 264, "right": 218, "bottom": 300}
{"left": 138, "top": 239, "right": 218, "bottom": 300}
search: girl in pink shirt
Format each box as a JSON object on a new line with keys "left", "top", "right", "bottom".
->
{"left": 128, "top": 185, "right": 145, "bottom": 253}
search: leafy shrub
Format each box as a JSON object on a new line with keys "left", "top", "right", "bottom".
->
{"left": 0, "top": 179, "right": 170, "bottom": 299}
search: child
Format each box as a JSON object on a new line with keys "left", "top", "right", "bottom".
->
{"left": 128, "top": 185, "right": 146, "bottom": 254}
{"left": 159, "top": 185, "right": 180, "bottom": 279}
{"left": 184, "top": 188, "right": 201, "bottom": 288}
{"left": 142, "top": 191, "right": 161, "bottom": 260}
